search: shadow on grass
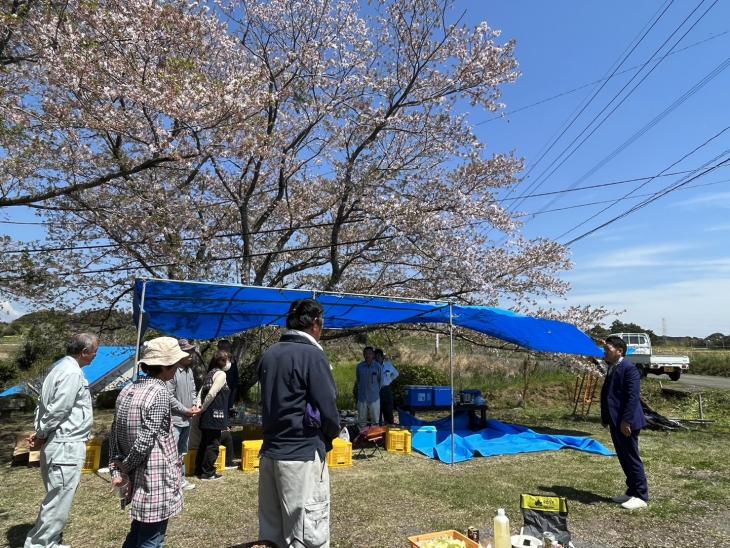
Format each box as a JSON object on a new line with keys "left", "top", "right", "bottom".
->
{"left": 527, "top": 425, "right": 594, "bottom": 437}
{"left": 228, "top": 541, "right": 278, "bottom": 548}
{"left": 6, "top": 523, "right": 33, "bottom": 546}
{"left": 536, "top": 485, "right": 612, "bottom": 505}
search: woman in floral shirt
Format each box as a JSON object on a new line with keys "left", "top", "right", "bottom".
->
{"left": 110, "top": 337, "right": 187, "bottom": 548}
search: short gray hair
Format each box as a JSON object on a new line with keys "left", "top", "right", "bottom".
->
{"left": 66, "top": 333, "right": 99, "bottom": 356}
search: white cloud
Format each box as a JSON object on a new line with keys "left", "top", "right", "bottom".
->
{"left": 678, "top": 191, "right": 730, "bottom": 208}
{"left": 0, "top": 301, "right": 21, "bottom": 322}
{"left": 705, "top": 223, "right": 730, "bottom": 232}
{"left": 580, "top": 243, "right": 691, "bottom": 269}
{"left": 565, "top": 277, "right": 730, "bottom": 337}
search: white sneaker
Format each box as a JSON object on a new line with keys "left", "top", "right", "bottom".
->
{"left": 182, "top": 482, "right": 196, "bottom": 491}
{"left": 621, "top": 496, "right": 648, "bottom": 510}
{"left": 611, "top": 494, "right": 631, "bottom": 504}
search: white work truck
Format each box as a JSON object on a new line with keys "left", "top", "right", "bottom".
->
{"left": 610, "top": 332, "right": 690, "bottom": 381}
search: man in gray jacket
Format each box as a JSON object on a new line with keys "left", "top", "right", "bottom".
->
{"left": 166, "top": 338, "right": 200, "bottom": 490}
{"left": 25, "top": 332, "right": 98, "bottom": 548}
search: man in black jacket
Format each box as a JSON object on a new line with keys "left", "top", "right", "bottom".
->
{"left": 258, "top": 299, "right": 340, "bottom": 548}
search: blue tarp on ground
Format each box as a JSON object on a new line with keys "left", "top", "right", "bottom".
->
{"left": 400, "top": 410, "right": 614, "bottom": 463}
{"left": 0, "top": 384, "right": 25, "bottom": 398}
{"left": 0, "top": 346, "right": 135, "bottom": 398}
{"left": 133, "top": 279, "right": 602, "bottom": 357}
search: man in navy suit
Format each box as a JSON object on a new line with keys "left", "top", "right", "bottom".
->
{"left": 600, "top": 335, "right": 649, "bottom": 510}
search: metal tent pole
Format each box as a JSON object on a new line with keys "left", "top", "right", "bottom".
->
{"left": 449, "top": 303, "right": 455, "bottom": 466}
{"left": 133, "top": 280, "right": 148, "bottom": 381}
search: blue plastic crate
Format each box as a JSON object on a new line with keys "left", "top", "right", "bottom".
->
{"left": 410, "top": 425, "right": 436, "bottom": 448}
{"left": 432, "top": 386, "right": 453, "bottom": 406}
{"left": 405, "top": 385, "right": 432, "bottom": 407}
{"left": 459, "top": 389, "right": 482, "bottom": 404}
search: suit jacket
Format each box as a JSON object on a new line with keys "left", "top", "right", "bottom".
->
{"left": 600, "top": 358, "right": 647, "bottom": 431}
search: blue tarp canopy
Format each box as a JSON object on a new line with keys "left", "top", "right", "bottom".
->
{"left": 0, "top": 346, "right": 135, "bottom": 398}
{"left": 134, "top": 279, "right": 602, "bottom": 357}
{"left": 0, "top": 384, "right": 25, "bottom": 398}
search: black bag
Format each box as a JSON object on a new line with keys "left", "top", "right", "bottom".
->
{"left": 520, "top": 494, "right": 571, "bottom": 546}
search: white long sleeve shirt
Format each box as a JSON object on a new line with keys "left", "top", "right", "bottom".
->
{"left": 199, "top": 369, "right": 227, "bottom": 411}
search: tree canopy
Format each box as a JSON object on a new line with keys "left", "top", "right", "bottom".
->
{"left": 1, "top": 0, "right": 606, "bottom": 331}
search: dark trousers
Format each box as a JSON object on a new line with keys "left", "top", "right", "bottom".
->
{"left": 610, "top": 425, "right": 649, "bottom": 501}
{"left": 379, "top": 385, "right": 394, "bottom": 425}
{"left": 122, "top": 519, "right": 169, "bottom": 548}
{"left": 220, "top": 429, "right": 235, "bottom": 466}
{"left": 196, "top": 428, "right": 221, "bottom": 478}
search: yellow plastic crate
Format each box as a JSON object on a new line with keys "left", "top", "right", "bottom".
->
{"left": 217, "top": 445, "right": 226, "bottom": 473}
{"left": 184, "top": 445, "right": 226, "bottom": 476}
{"left": 326, "top": 438, "right": 352, "bottom": 469}
{"left": 82, "top": 439, "right": 102, "bottom": 473}
{"left": 242, "top": 439, "right": 264, "bottom": 472}
{"left": 386, "top": 427, "right": 412, "bottom": 454}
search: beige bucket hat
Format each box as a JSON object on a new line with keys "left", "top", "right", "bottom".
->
{"left": 139, "top": 336, "right": 189, "bottom": 366}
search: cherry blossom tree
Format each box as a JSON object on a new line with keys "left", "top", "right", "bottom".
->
{"left": 1, "top": 0, "right": 266, "bottom": 207}
{"left": 1, "top": 0, "right": 266, "bottom": 300}
{"left": 5, "top": 0, "right": 606, "bottom": 335}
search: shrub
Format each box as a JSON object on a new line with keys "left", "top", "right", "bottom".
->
{"left": 0, "top": 358, "right": 18, "bottom": 390}
{"left": 390, "top": 362, "right": 448, "bottom": 407}
{"left": 688, "top": 352, "right": 730, "bottom": 377}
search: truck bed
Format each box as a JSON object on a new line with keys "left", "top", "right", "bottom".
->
{"left": 649, "top": 355, "right": 690, "bottom": 369}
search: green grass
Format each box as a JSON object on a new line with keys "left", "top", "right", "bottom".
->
{"left": 654, "top": 345, "right": 730, "bottom": 377}
{"left": 686, "top": 351, "right": 730, "bottom": 377}
{"left": 2, "top": 375, "right": 730, "bottom": 547}
{"left": 331, "top": 361, "right": 357, "bottom": 409}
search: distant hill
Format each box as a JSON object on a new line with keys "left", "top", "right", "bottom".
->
{"left": 588, "top": 321, "right": 728, "bottom": 348}
{"left": 4, "top": 309, "right": 137, "bottom": 344}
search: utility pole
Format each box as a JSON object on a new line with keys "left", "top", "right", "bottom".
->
{"left": 662, "top": 317, "right": 667, "bottom": 346}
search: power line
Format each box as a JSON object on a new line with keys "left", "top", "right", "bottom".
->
{"left": 4, "top": 171, "right": 728, "bottom": 279}
{"left": 476, "top": 30, "right": 728, "bottom": 126}
{"left": 556, "top": 124, "right": 730, "bottom": 240}
{"left": 5, "top": 162, "right": 730, "bottom": 236}
{"left": 0, "top": 219, "right": 52, "bottom": 226}
{"left": 7, "top": 160, "right": 730, "bottom": 256}
{"left": 513, "top": 177, "right": 730, "bottom": 217}
{"left": 527, "top": 54, "right": 730, "bottom": 221}
{"left": 564, "top": 151, "right": 730, "bottom": 246}
{"left": 1, "top": 233, "right": 396, "bottom": 279}
{"left": 505, "top": 0, "right": 677, "bottom": 213}
{"left": 509, "top": 0, "right": 717, "bottom": 217}
{"left": 3, "top": 217, "right": 371, "bottom": 254}
{"left": 499, "top": 164, "right": 730, "bottom": 202}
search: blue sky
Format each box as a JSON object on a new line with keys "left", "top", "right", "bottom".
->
{"left": 458, "top": 1, "right": 730, "bottom": 337}
{"left": 2, "top": 1, "right": 729, "bottom": 337}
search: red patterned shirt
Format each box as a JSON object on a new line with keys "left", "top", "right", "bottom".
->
{"left": 110, "top": 377, "right": 183, "bottom": 523}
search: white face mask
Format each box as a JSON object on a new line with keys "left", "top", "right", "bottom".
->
{"left": 223, "top": 362, "right": 232, "bottom": 372}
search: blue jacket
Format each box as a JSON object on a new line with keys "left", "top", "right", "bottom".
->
{"left": 600, "top": 358, "right": 647, "bottom": 431}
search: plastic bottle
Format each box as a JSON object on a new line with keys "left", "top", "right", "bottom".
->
{"left": 493, "top": 508, "right": 511, "bottom": 548}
